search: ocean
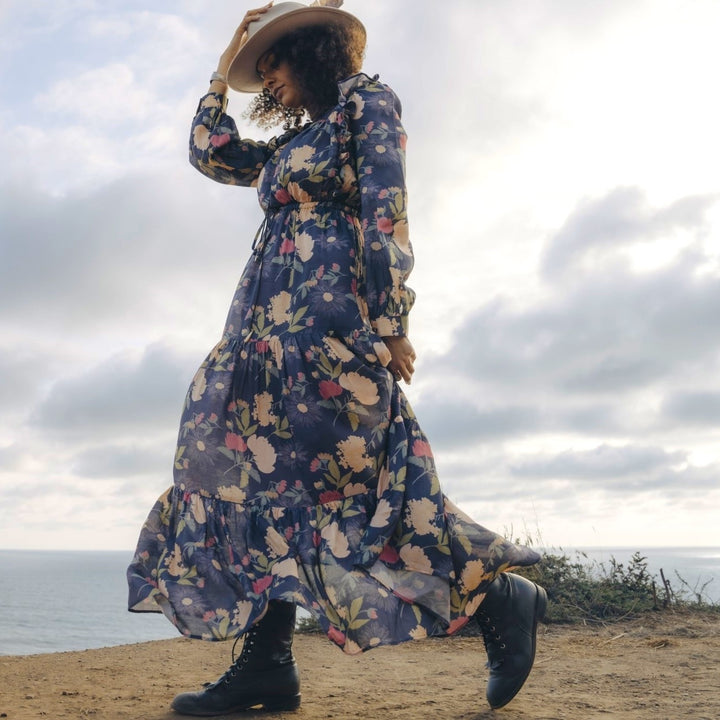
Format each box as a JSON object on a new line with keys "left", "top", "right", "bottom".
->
{"left": 0, "top": 547, "right": 718, "bottom": 656}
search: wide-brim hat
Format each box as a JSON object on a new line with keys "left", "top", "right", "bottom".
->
{"left": 228, "top": 1, "right": 366, "bottom": 93}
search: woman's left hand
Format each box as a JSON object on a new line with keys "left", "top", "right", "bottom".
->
{"left": 383, "top": 336, "right": 416, "bottom": 384}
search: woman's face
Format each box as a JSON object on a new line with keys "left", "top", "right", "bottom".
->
{"left": 257, "top": 52, "right": 306, "bottom": 109}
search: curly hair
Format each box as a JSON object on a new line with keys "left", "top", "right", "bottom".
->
{"left": 243, "top": 23, "right": 365, "bottom": 130}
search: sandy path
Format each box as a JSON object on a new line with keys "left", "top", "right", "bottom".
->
{"left": 1, "top": 611, "right": 718, "bottom": 719}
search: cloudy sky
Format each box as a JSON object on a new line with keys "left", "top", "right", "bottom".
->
{"left": 1, "top": 0, "right": 719, "bottom": 552}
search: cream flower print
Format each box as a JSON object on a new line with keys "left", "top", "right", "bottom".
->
{"left": 190, "top": 494, "right": 207, "bottom": 525}
{"left": 190, "top": 368, "right": 207, "bottom": 402}
{"left": 373, "top": 340, "right": 392, "bottom": 367}
{"left": 349, "top": 91, "right": 365, "bottom": 119}
{"left": 288, "top": 144, "right": 315, "bottom": 171}
{"left": 265, "top": 527, "right": 290, "bottom": 557}
{"left": 192, "top": 125, "right": 211, "bottom": 151}
{"left": 320, "top": 521, "right": 350, "bottom": 558}
{"left": 399, "top": 544, "right": 433, "bottom": 573}
{"left": 253, "top": 391, "right": 276, "bottom": 427}
{"left": 268, "top": 291, "right": 292, "bottom": 324}
{"left": 460, "top": 559, "right": 491, "bottom": 592}
{"left": 409, "top": 625, "right": 428, "bottom": 640}
{"left": 287, "top": 181, "right": 314, "bottom": 204}
{"left": 406, "top": 497, "right": 440, "bottom": 537}
{"left": 376, "top": 464, "right": 390, "bottom": 496}
{"left": 247, "top": 435, "right": 277, "bottom": 474}
{"left": 393, "top": 220, "right": 411, "bottom": 255}
{"left": 337, "top": 435, "right": 371, "bottom": 473}
{"left": 343, "top": 482, "right": 366, "bottom": 497}
{"left": 217, "top": 485, "right": 247, "bottom": 503}
{"left": 271, "top": 557, "right": 298, "bottom": 578}
{"left": 389, "top": 267, "right": 404, "bottom": 304}
{"left": 339, "top": 371, "right": 379, "bottom": 405}
{"left": 268, "top": 335, "right": 284, "bottom": 369}
{"left": 295, "top": 231, "right": 314, "bottom": 262}
{"left": 324, "top": 336, "right": 355, "bottom": 362}
{"left": 465, "top": 592, "right": 485, "bottom": 617}
{"left": 369, "top": 498, "right": 393, "bottom": 528}
{"left": 167, "top": 544, "right": 184, "bottom": 577}
{"left": 232, "top": 600, "right": 253, "bottom": 628}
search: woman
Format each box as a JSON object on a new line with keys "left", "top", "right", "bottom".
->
{"left": 127, "top": 1, "right": 545, "bottom": 715}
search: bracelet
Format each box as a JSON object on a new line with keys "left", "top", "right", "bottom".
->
{"left": 209, "top": 71, "right": 228, "bottom": 85}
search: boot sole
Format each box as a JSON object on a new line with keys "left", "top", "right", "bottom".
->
{"left": 172, "top": 693, "right": 301, "bottom": 716}
{"left": 488, "top": 582, "right": 547, "bottom": 710}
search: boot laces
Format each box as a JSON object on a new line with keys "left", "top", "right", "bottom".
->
{"left": 215, "top": 626, "right": 259, "bottom": 685}
{"left": 476, "top": 610, "right": 506, "bottom": 667}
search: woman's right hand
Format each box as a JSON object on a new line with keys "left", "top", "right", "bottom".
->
{"left": 217, "top": 2, "right": 274, "bottom": 76}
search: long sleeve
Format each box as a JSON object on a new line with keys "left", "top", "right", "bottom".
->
{"left": 189, "top": 92, "right": 273, "bottom": 186}
{"left": 346, "top": 79, "right": 415, "bottom": 337}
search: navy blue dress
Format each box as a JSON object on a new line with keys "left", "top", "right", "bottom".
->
{"left": 127, "top": 73, "right": 539, "bottom": 653}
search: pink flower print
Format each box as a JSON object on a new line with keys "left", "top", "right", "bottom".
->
{"left": 225, "top": 432, "right": 247, "bottom": 452}
{"left": 379, "top": 544, "right": 400, "bottom": 564}
{"left": 277, "top": 479, "right": 288, "bottom": 494}
{"left": 319, "top": 380, "right": 343, "bottom": 399}
{"left": 256, "top": 340, "right": 270, "bottom": 353}
{"left": 279, "top": 238, "right": 295, "bottom": 254}
{"left": 411, "top": 439, "right": 433, "bottom": 457}
{"left": 194, "top": 412, "right": 205, "bottom": 426}
{"left": 252, "top": 575, "right": 274, "bottom": 594}
{"left": 319, "top": 490, "right": 343, "bottom": 504}
{"left": 316, "top": 265, "right": 325, "bottom": 279}
{"left": 378, "top": 189, "right": 389, "bottom": 200}
{"left": 209, "top": 133, "right": 231, "bottom": 148}
{"left": 327, "top": 626, "right": 346, "bottom": 646}
{"left": 275, "top": 188, "right": 291, "bottom": 204}
{"left": 377, "top": 216, "right": 394, "bottom": 234}
{"left": 447, "top": 616, "right": 470, "bottom": 634}
{"left": 202, "top": 610, "right": 217, "bottom": 622}
{"left": 310, "top": 458, "right": 321, "bottom": 472}
{"left": 209, "top": 413, "right": 218, "bottom": 423}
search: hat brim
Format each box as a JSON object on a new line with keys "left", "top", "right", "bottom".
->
{"left": 227, "top": 6, "right": 366, "bottom": 93}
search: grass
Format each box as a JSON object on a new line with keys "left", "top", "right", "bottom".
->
{"left": 296, "top": 546, "right": 719, "bottom": 634}
{"left": 516, "top": 547, "right": 719, "bottom": 624}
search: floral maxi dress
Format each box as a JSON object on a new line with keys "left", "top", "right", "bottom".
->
{"left": 127, "top": 73, "right": 539, "bottom": 653}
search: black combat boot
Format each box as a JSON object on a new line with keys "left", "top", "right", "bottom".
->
{"left": 171, "top": 600, "right": 301, "bottom": 716}
{"left": 475, "top": 572, "right": 547, "bottom": 709}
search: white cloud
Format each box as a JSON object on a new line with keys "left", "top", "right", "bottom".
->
{"left": 36, "top": 64, "right": 155, "bottom": 125}
{"left": 30, "top": 342, "right": 192, "bottom": 439}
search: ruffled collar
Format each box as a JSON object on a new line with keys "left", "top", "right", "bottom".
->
{"left": 337, "top": 72, "right": 380, "bottom": 105}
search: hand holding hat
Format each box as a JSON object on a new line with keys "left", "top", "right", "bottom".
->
{"left": 221, "top": 1, "right": 365, "bottom": 92}
{"left": 214, "top": 2, "right": 275, "bottom": 84}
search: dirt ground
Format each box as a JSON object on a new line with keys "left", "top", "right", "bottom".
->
{"left": 1, "top": 611, "right": 718, "bottom": 720}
